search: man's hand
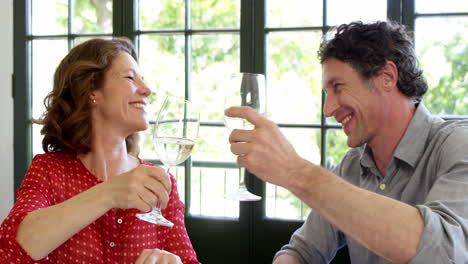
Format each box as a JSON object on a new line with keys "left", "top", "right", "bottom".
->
{"left": 226, "top": 106, "right": 309, "bottom": 189}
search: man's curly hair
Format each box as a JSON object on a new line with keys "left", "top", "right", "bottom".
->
{"left": 318, "top": 21, "right": 427, "bottom": 103}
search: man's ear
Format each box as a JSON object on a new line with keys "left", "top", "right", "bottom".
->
{"left": 380, "top": 60, "right": 398, "bottom": 92}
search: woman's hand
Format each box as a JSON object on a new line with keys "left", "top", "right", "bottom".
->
{"left": 102, "top": 164, "right": 171, "bottom": 212}
{"left": 135, "top": 249, "right": 182, "bottom": 264}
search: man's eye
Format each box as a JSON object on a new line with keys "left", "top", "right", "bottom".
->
{"left": 126, "top": 76, "right": 134, "bottom": 80}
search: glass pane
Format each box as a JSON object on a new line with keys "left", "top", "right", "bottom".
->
{"left": 32, "top": 39, "right": 69, "bottom": 119}
{"left": 327, "top": 0, "right": 387, "bottom": 26}
{"left": 266, "top": 183, "right": 311, "bottom": 220}
{"left": 265, "top": 128, "right": 319, "bottom": 220}
{"left": 73, "top": 0, "right": 112, "bottom": 34}
{"left": 191, "top": 33, "right": 240, "bottom": 126}
{"left": 326, "top": 129, "right": 348, "bottom": 169}
{"left": 190, "top": 167, "right": 239, "bottom": 218}
{"left": 33, "top": 124, "right": 44, "bottom": 156}
{"left": 267, "top": 0, "right": 322, "bottom": 27}
{"left": 416, "top": 17, "right": 468, "bottom": 116}
{"left": 192, "top": 0, "right": 240, "bottom": 29}
{"left": 282, "top": 128, "right": 321, "bottom": 164}
{"left": 32, "top": 0, "right": 68, "bottom": 35}
{"left": 416, "top": 0, "right": 468, "bottom": 13}
{"left": 267, "top": 31, "right": 322, "bottom": 124}
{"left": 139, "top": 0, "right": 185, "bottom": 30}
{"left": 192, "top": 126, "right": 233, "bottom": 162}
{"left": 172, "top": 166, "right": 186, "bottom": 203}
{"left": 74, "top": 36, "right": 112, "bottom": 47}
{"left": 139, "top": 34, "right": 186, "bottom": 97}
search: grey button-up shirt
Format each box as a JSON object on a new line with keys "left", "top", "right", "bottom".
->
{"left": 276, "top": 104, "right": 468, "bottom": 263}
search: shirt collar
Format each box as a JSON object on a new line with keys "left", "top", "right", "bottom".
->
{"left": 359, "top": 103, "right": 440, "bottom": 175}
{"left": 393, "top": 103, "right": 438, "bottom": 168}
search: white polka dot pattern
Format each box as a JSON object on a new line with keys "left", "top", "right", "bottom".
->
{"left": 0, "top": 151, "right": 199, "bottom": 264}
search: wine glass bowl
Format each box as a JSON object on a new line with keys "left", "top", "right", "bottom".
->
{"left": 136, "top": 95, "right": 199, "bottom": 226}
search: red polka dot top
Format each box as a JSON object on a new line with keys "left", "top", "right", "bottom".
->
{"left": 0, "top": 151, "right": 199, "bottom": 264}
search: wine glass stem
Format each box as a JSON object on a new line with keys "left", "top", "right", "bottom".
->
{"left": 239, "top": 167, "right": 246, "bottom": 186}
{"left": 156, "top": 166, "right": 171, "bottom": 209}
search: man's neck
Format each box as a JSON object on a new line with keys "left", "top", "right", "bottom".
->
{"left": 369, "top": 100, "right": 416, "bottom": 176}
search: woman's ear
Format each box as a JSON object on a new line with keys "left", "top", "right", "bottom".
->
{"left": 89, "top": 92, "right": 97, "bottom": 105}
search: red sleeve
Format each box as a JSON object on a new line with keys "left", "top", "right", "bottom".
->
{"left": 0, "top": 154, "right": 52, "bottom": 263}
{"left": 164, "top": 175, "right": 199, "bottom": 264}
{"left": 141, "top": 161, "right": 199, "bottom": 264}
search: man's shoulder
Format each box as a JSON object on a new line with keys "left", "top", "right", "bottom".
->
{"left": 427, "top": 119, "right": 468, "bottom": 143}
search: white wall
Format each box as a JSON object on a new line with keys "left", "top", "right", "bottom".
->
{"left": 0, "top": 0, "right": 14, "bottom": 221}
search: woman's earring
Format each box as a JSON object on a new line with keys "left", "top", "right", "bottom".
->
{"left": 93, "top": 99, "right": 97, "bottom": 105}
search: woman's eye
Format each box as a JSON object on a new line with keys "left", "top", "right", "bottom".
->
{"left": 126, "top": 76, "right": 134, "bottom": 80}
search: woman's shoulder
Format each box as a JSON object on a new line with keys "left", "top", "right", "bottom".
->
{"left": 32, "top": 150, "right": 76, "bottom": 165}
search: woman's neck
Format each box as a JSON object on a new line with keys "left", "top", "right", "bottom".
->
{"left": 79, "top": 133, "right": 137, "bottom": 181}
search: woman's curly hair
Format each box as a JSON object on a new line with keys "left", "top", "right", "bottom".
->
{"left": 318, "top": 21, "right": 428, "bottom": 103}
{"left": 37, "top": 38, "right": 141, "bottom": 155}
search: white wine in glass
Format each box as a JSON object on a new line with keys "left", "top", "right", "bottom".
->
{"left": 136, "top": 95, "right": 199, "bottom": 226}
{"left": 224, "top": 72, "right": 265, "bottom": 201}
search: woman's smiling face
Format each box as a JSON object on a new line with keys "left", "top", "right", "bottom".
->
{"left": 92, "top": 51, "right": 152, "bottom": 136}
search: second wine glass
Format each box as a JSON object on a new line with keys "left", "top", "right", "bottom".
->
{"left": 224, "top": 72, "right": 265, "bottom": 201}
{"left": 136, "top": 95, "right": 199, "bottom": 226}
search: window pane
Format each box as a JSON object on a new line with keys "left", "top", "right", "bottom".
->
{"left": 193, "top": 126, "right": 233, "bottom": 162}
{"left": 416, "top": 17, "right": 468, "bottom": 116}
{"left": 32, "top": 39, "right": 68, "bottom": 120}
{"left": 416, "top": 0, "right": 468, "bottom": 13}
{"left": 266, "top": 184, "right": 311, "bottom": 220}
{"left": 73, "top": 0, "right": 112, "bottom": 34}
{"left": 172, "top": 166, "right": 186, "bottom": 203}
{"left": 32, "top": 0, "right": 68, "bottom": 35}
{"left": 139, "top": 0, "right": 185, "bottom": 30}
{"left": 265, "top": 128, "right": 319, "bottom": 220}
{"left": 327, "top": 0, "right": 386, "bottom": 26}
{"left": 267, "top": 0, "right": 322, "bottom": 27}
{"left": 139, "top": 34, "right": 186, "bottom": 97}
{"left": 191, "top": 33, "right": 240, "bottom": 161}
{"left": 267, "top": 31, "right": 322, "bottom": 124}
{"left": 189, "top": 167, "right": 239, "bottom": 218}
{"left": 74, "top": 36, "right": 112, "bottom": 47}
{"left": 191, "top": 0, "right": 240, "bottom": 29}
{"left": 326, "top": 129, "right": 348, "bottom": 169}
{"left": 33, "top": 124, "right": 44, "bottom": 156}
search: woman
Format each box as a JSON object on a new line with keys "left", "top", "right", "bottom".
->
{"left": 0, "top": 38, "right": 199, "bottom": 264}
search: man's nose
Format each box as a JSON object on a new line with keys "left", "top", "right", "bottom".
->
{"left": 323, "top": 94, "right": 338, "bottom": 117}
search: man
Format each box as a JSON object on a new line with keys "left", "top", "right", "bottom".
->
{"left": 226, "top": 21, "right": 468, "bottom": 263}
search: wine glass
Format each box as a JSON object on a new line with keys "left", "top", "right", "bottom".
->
{"left": 136, "top": 95, "right": 199, "bottom": 226}
{"left": 224, "top": 72, "right": 265, "bottom": 201}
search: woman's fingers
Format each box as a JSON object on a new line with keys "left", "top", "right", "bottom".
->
{"left": 142, "top": 179, "right": 170, "bottom": 209}
{"left": 136, "top": 249, "right": 182, "bottom": 264}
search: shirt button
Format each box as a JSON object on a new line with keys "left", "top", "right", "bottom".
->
{"left": 117, "top": 218, "right": 123, "bottom": 224}
{"left": 379, "top": 183, "right": 386, "bottom": 190}
{"left": 110, "top": 242, "right": 115, "bottom": 247}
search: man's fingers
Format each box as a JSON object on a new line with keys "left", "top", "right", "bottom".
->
{"left": 228, "top": 129, "right": 253, "bottom": 143}
{"left": 224, "top": 106, "right": 266, "bottom": 127}
{"left": 230, "top": 142, "right": 250, "bottom": 156}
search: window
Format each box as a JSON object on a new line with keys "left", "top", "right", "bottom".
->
{"left": 14, "top": 0, "right": 468, "bottom": 263}
{"left": 414, "top": 0, "right": 468, "bottom": 117}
